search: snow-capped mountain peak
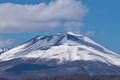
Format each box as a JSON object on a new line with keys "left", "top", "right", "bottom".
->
{"left": 0, "top": 32, "right": 120, "bottom": 66}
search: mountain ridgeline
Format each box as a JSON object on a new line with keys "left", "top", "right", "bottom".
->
{"left": 0, "top": 32, "right": 120, "bottom": 80}
{"left": 0, "top": 48, "right": 9, "bottom": 54}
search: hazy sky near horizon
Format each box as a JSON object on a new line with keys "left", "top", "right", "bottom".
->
{"left": 0, "top": 0, "right": 120, "bottom": 54}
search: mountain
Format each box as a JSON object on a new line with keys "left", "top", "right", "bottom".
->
{"left": 0, "top": 48, "right": 10, "bottom": 54}
{"left": 0, "top": 32, "right": 120, "bottom": 80}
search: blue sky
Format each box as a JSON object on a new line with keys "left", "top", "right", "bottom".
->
{"left": 0, "top": 0, "right": 120, "bottom": 54}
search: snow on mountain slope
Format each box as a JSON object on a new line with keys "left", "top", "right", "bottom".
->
{"left": 0, "top": 32, "right": 120, "bottom": 66}
{"left": 0, "top": 48, "right": 9, "bottom": 54}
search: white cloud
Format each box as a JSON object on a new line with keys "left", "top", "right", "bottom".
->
{"left": 0, "top": 36, "right": 16, "bottom": 48}
{"left": 85, "top": 31, "right": 95, "bottom": 36}
{"left": 0, "top": 0, "right": 88, "bottom": 33}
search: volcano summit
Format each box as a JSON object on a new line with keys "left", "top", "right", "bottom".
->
{"left": 0, "top": 32, "right": 120, "bottom": 79}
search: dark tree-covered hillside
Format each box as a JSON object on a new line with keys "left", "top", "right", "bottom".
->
{"left": 21, "top": 74, "right": 120, "bottom": 80}
{"left": 0, "top": 77, "right": 9, "bottom": 80}
{"left": 1, "top": 74, "right": 120, "bottom": 80}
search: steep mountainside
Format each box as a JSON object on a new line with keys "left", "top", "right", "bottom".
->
{"left": 0, "top": 32, "right": 119, "bottom": 65}
{"left": 0, "top": 32, "right": 120, "bottom": 80}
